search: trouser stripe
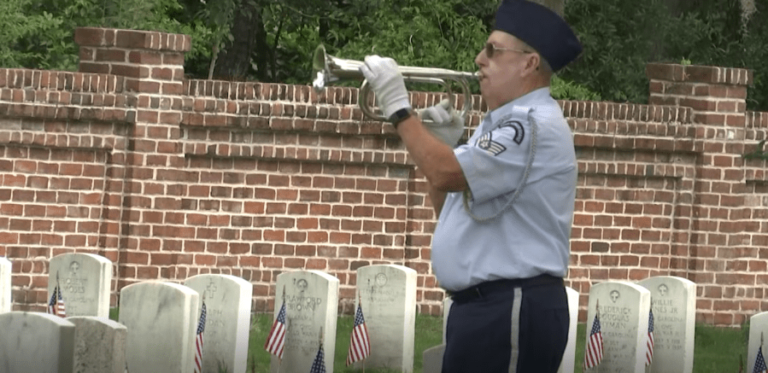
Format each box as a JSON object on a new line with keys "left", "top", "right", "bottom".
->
{"left": 508, "top": 287, "right": 523, "bottom": 373}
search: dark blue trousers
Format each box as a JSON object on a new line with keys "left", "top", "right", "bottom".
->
{"left": 442, "top": 278, "right": 569, "bottom": 372}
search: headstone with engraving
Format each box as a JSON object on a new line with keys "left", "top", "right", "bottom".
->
{"left": 69, "top": 316, "right": 127, "bottom": 373}
{"left": 585, "top": 281, "right": 651, "bottom": 373}
{"left": 119, "top": 281, "right": 199, "bottom": 373}
{"left": 350, "top": 264, "right": 417, "bottom": 372}
{"left": 557, "top": 286, "right": 580, "bottom": 373}
{"left": 748, "top": 312, "right": 768, "bottom": 373}
{"left": 49, "top": 253, "right": 112, "bottom": 318}
{"left": 184, "top": 274, "right": 252, "bottom": 373}
{"left": 0, "top": 257, "right": 10, "bottom": 313}
{"left": 422, "top": 344, "right": 446, "bottom": 373}
{"left": 0, "top": 311, "right": 76, "bottom": 373}
{"left": 639, "top": 276, "right": 696, "bottom": 373}
{"left": 270, "top": 270, "right": 339, "bottom": 373}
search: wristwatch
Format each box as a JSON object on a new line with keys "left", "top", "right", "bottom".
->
{"left": 389, "top": 108, "right": 413, "bottom": 129}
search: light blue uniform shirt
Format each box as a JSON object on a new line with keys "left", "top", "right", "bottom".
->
{"left": 432, "top": 87, "right": 577, "bottom": 292}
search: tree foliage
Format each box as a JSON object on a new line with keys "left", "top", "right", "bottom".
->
{"left": 562, "top": 0, "right": 768, "bottom": 109}
{"left": 1, "top": 0, "right": 767, "bottom": 109}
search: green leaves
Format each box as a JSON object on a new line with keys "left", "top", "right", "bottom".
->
{"left": 0, "top": 0, "right": 64, "bottom": 68}
{"left": 3, "top": 0, "right": 768, "bottom": 110}
{"left": 561, "top": 0, "right": 768, "bottom": 110}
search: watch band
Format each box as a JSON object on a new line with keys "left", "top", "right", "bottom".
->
{"left": 389, "top": 108, "right": 413, "bottom": 129}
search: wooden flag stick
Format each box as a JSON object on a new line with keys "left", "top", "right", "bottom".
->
{"left": 55, "top": 270, "right": 61, "bottom": 299}
{"left": 596, "top": 299, "right": 600, "bottom": 316}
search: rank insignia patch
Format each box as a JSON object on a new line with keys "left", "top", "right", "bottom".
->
{"left": 499, "top": 121, "right": 525, "bottom": 145}
{"left": 476, "top": 132, "right": 506, "bottom": 156}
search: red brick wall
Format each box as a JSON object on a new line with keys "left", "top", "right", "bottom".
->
{"left": 0, "top": 27, "right": 766, "bottom": 325}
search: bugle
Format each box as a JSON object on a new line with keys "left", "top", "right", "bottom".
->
{"left": 311, "top": 44, "right": 478, "bottom": 122}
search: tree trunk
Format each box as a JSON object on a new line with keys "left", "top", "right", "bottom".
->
{"left": 212, "top": 0, "right": 269, "bottom": 81}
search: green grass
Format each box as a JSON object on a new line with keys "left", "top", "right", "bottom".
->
{"left": 247, "top": 313, "right": 442, "bottom": 373}
{"left": 110, "top": 309, "right": 747, "bottom": 373}
{"left": 691, "top": 323, "right": 748, "bottom": 372}
{"left": 570, "top": 323, "right": 747, "bottom": 373}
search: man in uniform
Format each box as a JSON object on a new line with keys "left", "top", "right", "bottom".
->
{"left": 359, "top": 0, "right": 582, "bottom": 371}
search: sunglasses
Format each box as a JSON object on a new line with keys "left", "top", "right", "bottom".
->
{"left": 484, "top": 43, "right": 533, "bottom": 59}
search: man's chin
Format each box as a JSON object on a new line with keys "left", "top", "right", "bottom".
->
{"left": 478, "top": 87, "right": 490, "bottom": 106}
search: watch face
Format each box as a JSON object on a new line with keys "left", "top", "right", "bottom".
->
{"left": 390, "top": 108, "right": 412, "bottom": 125}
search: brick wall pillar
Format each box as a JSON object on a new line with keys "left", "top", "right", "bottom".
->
{"left": 646, "top": 63, "right": 758, "bottom": 325}
{"left": 647, "top": 63, "right": 750, "bottom": 126}
{"left": 74, "top": 27, "right": 191, "bottom": 289}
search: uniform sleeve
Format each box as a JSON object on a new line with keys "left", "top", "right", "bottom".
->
{"left": 454, "top": 119, "right": 532, "bottom": 204}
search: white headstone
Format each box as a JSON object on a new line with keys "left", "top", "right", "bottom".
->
{"left": 0, "top": 311, "right": 76, "bottom": 373}
{"left": 270, "top": 270, "right": 339, "bottom": 373}
{"left": 557, "top": 286, "right": 579, "bottom": 373}
{"left": 422, "top": 344, "right": 445, "bottom": 373}
{"left": 748, "top": 312, "right": 768, "bottom": 373}
{"left": 0, "top": 257, "right": 11, "bottom": 313}
{"left": 119, "top": 281, "right": 199, "bottom": 373}
{"left": 349, "top": 264, "right": 417, "bottom": 372}
{"left": 639, "top": 276, "right": 696, "bottom": 373}
{"left": 442, "top": 296, "right": 453, "bottom": 344}
{"left": 49, "top": 253, "right": 112, "bottom": 317}
{"left": 69, "top": 316, "right": 127, "bottom": 373}
{"left": 184, "top": 274, "right": 252, "bottom": 373}
{"left": 585, "top": 281, "right": 651, "bottom": 373}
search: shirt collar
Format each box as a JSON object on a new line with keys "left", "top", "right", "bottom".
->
{"left": 484, "top": 87, "right": 551, "bottom": 125}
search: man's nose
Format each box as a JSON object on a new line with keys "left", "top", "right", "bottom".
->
{"left": 475, "top": 49, "right": 486, "bottom": 67}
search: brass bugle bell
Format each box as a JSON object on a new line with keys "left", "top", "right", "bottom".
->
{"left": 311, "top": 44, "right": 478, "bottom": 122}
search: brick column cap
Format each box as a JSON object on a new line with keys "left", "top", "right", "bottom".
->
{"left": 75, "top": 27, "right": 191, "bottom": 53}
{"left": 646, "top": 63, "right": 752, "bottom": 86}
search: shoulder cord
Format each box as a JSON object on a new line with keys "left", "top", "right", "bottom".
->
{"left": 462, "top": 111, "right": 538, "bottom": 222}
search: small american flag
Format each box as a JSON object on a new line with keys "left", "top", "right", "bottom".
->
{"left": 309, "top": 343, "right": 326, "bottom": 373}
{"left": 193, "top": 301, "right": 206, "bottom": 373}
{"left": 346, "top": 303, "right": 371, "bottom": 366}
{"left": 264, "top": 303, "right": 287, "bottom": 359}
{"left": 47, "top": 285, "right": 66, "bottom": 318}
{"left": 584, "top": 312, "right": 604, "bottom": 369}
{"left": 755, "top": 346, "right": 768, "bottom": 373}
{"left": 646, "top": 309, "right": 655, "bottom": 366}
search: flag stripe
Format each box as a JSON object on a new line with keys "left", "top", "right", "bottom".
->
{"left": 266, "top": 324, "right": 286, "bottom": 354}
{"left": 646, "top": 310, "right": 655, "bottom": 366}
{"left": 47, "top": 285, "right": 66, "bottom": 318}
{"left": 584, "top": 313, "right": 603, "bottom": 369}
{"left": 265, "top": 303, "right": 287, "bottom": 359}
{"left": 346, "top": 303, "right": 371, "bottom": 366}
{"left": 193, "top": 302, "right": 206, "bottom": 373}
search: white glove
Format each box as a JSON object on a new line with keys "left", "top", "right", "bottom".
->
{"left": 418, "top": 99, "right": 465, "bottom": 146}
{"left": 359, "top": 55, "right": 411, "bottom": 119}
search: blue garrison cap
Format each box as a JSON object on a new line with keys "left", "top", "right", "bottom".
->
{"left": 494, "top": 0, "right": 582, "bottom": 72}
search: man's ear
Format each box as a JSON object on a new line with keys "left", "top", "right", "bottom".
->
{"left": 522, "top": 53, "right": 541, "bottom": 76}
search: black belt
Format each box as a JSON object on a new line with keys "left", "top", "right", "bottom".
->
{"left": 447, "top": 274, "right": 563, "bottom": 303}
